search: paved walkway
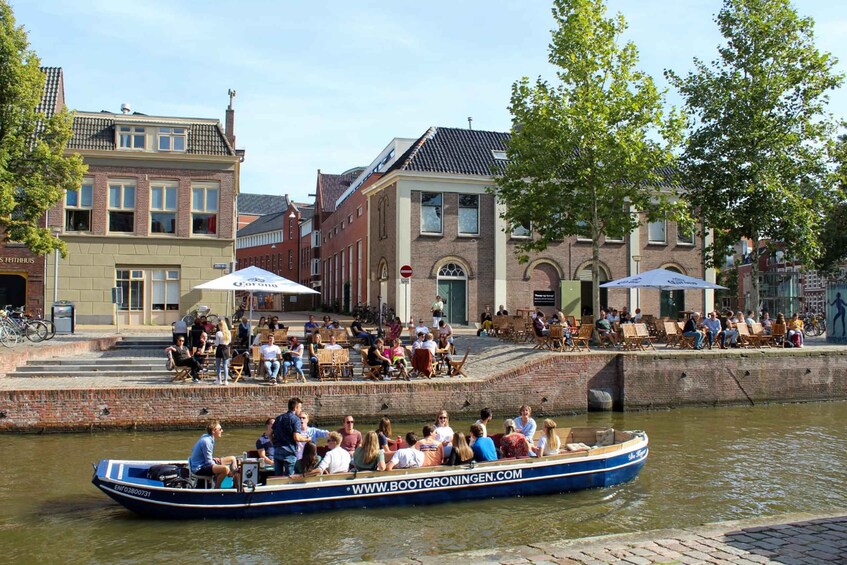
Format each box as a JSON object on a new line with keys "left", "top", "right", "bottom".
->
{"left": 377, "top": 511, "right": 847, "bottom": 564}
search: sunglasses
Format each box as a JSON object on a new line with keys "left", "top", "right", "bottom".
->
{"left": 345, "top": 420, "right": 355, "bottom": 424}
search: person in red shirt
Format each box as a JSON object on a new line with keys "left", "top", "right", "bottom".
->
{"left": 337, "top": 415, "right": 362, "bottom": 455}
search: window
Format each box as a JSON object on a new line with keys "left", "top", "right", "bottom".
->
{"left": 288, "top": 250, "right": 293, "bottom": 270}
{"left": 150, "top": 181, "right": 177, "bottom": 234}
{"left": 648, "top": 220, "right": 666, "bottom": 243}
{"left": 458, "top": 194, "right": 479, "bottom": 235}
{"left": 108, "top": 180, "right": 136, "bottom": 233}
{"left": 116, "top": 269, "right": 143, "bottom": 311}
{"left": 151, "top": 270, "right": 180, "bottom": 311}
{"left": 511, "top": 222, "right": 531, "bottom": 238}
{"left": 65, "top": 180, "right": 93, "bottom": 232}
{"left": 289, "top": 219, "right": 294, "bottom": 240}
{"left": 576, "top": 220, "right": 592, "bottom": 242}
{"left": 192, "top": 183, "right": 218, "bottom": 234}
{"left": 605, "top": 233, "right": 624, "bottom": 243}
{"left": 117, "top": 126, "right": 145, "bottom": 149}
{"left": 348, "top": 214, "right": 353, "bottom": 225}
{"left": 158, "top": 127, "right": 186, "bottom": 152}
{"left": 378, "top": 196, "right": 389, "bottom": 239}
{"left": 677, "top": 227, "right": 695, "bottom": 245}
{"left": 421, "top": 192, "right": 442, "bottom": 234}
{"left": 492, "top": 149, "right": 508, "bottom": 160}
{"left": 357, "top": 206, "right": 363, "bottom": 217}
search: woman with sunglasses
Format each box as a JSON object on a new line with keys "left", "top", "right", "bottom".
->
{"left": 434, "top": 410, "right": 454, "bottom": 458}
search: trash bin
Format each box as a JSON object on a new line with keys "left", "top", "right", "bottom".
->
{"left": 52, "top": 301, "right": 75, "bottom": 334}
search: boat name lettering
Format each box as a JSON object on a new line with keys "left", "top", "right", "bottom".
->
{"left": 628, "top": 449, "right": 647, "bottom": 461}
{"left": 114, "top": 484, "right": 151, "bottom": 498}
{"left": 350, "top": 469, "right": 522, "bottom": 495}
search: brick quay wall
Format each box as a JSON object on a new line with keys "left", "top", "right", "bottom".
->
{"left": 1, "top": 349, "right": 845, "bottom": 432}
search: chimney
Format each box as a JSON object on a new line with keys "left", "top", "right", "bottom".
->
{"left": 121, "top": 102, "right": 132, "bottom": 114}
{"left": 225, "top": 89, "right": 236, "bottom": 147}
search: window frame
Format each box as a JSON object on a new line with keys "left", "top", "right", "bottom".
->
{"left": 107, "top": 179, "right": 136, "bottom": 234}
{"left": 191, "top": 182, "right": 219, "bottom": 235}
{"left": 420, "top": 192, "right": 443, "bottom": 235}
{"left": 149, "top": 181, "right": 178, "bottom": 235}
{"left": 676, "top": 226, "right": 695, "bottom": 246}
{"left": 117, "top": 126, "right": 146, "bottom": 150}
{"left": 157, "top": 127, "right": 187, "bottom": 152}
{"left": 65, "top": 179, "right": 94, "bottom": 232}
{"left": 510, "top": 221, "right": 531, "bottom": 239}
{"left": 648, "top": 220, "right": 667, "bottom": 244}
{"left": 458, "top": 194, "right": 480, "bottom": 236}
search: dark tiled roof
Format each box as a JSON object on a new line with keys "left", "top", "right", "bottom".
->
{"left": 387, "top": 127, "right": 510, "bottom": 176}
{"left": 237, "top": 211, "right": 285, "bottom": 237}
{"left": 37, "top": 67, "right": 63, "bottom": 118}
{"left": 293, "top": 203, "right": 314, "bottom": 222}
{"left": 237, "top": 193, "right": 289, "bottom": 216}
{"left": 318, "top": 168, "right": 364, "bottom": 213}
{"left": 68, "top": 114, "right": 234, "bottom": 156}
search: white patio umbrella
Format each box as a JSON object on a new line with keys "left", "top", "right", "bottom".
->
{"left": 600, "top": 268, "right": 727, "bottom": 291}
{"left": 194, "top": 266, "right": 318, "bottom": 327}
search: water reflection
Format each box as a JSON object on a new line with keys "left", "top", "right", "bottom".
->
{"left": 0, "top": 402, "right": 845, "bottom": 563}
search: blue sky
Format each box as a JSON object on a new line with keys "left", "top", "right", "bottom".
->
{"left": 12, "top": 0, "right": 847, "bottom": 203}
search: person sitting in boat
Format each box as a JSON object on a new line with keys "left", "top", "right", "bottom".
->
{"left": 376, "top": 417, "right": 397, "bottom": 452}
{"left": 304, "top": 432, "right": 351, "bottom": 476}
{"left": 471, "top": 407, "right": 493, "bottom": 446}
{"left": 446, "top": 432, "right": 474, "bottom": 466}
{"left": 272, "top": 397, "right": 311, "bottom": 476}
{"left": 353, "top": 431, "right": 387, "bottom": 471}
{"left": 500, "top": 419, "right": 531, "bottom": 459}
{"left": 255, "top": 418, "right": 275, "bottom": 467}
{"left": 414, "top": 425, "right": 444, "bottom": 466}
{"left": 188, "top": 420, "right": 238, "bottom": 488}
{"left": 338, "top": 415, "right": 363, "bottom": 455}
{"left": 386, "top": 432, "right": 425, "bottom": 470}
{"left": 434, "top": 410, "right": 454, "bottom": 458}
{"left": 296, "top": 412, "right": 329, "bottom": 459}
{"left": 515, "top": 405, "right": 537, "bottom": 445}
{"left": 470, "top": 423, "right": 497, "bottom": 462}
{"left": 294, "top": 441, "right": 322, "bottom": 475}
{"left": 531, "top": 419, "right": 562, "bottom": 457}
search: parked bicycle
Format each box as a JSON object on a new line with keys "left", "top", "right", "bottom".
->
{"left": 181, "top": 305, "right": 220, "bottom": 326}
{"left": 803, "top": 313, "right": 826, "bottom": 337}
{"left": 0, "top": 306, "right": 50, "bottom": 346}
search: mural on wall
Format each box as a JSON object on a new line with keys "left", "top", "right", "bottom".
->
{"left": 826, "top": 284, "right": 847, "bottom": 343}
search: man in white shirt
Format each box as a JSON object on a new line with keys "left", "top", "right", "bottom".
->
{"left": 306, "top": 432, "right": 351, "bottom": 475}
{"left": 422, "top": 333, "right": 438, "bottom": 356}
{"left": 386, "top": 432, "right": 425, "bottom": 470}
{"left": 701, "top": 311, "right": 723, "bottom": 349}
{"left": 324, "top": 335, "right": 343, "bottom": 351}
{"left": 411, "top": 332, "right": 426, "bottom": 352}
{"left": 259, "top": 334, "right": 282, "bottom": 382}
{"left": 471, "top": 407, "right": 493, "bottom": 445}
{"left": 414, "top": 319, "right": 429, "bottom": 336}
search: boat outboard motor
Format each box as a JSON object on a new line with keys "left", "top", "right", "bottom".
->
{"left": 147, "top": 464, "right": 191, "bottom": 488}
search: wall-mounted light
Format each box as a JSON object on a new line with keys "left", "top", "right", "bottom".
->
{"left": 289, "top": 211, "right": 296, "bottom": 219}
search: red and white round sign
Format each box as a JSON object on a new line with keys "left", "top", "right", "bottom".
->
{"left": 400, "top": 264, "right": 413, "bottom": 278}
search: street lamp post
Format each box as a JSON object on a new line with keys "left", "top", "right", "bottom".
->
{"left": 632, "top": 255, "right": 642, "bottom": 310}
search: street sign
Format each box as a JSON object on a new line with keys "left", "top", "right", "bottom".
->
{"left": 400, "top": 264, "right": 413, "bottom": 278}
{"left": 400, "top": 278, "right": 410, "bottom": 285}
{"left": 213, "top": 263, "right": 228, "bottom": 269}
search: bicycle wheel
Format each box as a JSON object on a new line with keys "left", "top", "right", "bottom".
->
{"left": 1, "top": 324, "right": 21, "bottom": 346}
{"left": 25, "top": 321, "right": 48, "bottom": 342}
{"left": 207, "top": 314, "right": 219, "bottom": 326}
{"left": 41, "top": 319, "right": 56, "bottom": 340}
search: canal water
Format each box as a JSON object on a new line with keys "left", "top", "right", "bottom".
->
{"left": 1, "top": 402, "right": 845, "bottom": 563}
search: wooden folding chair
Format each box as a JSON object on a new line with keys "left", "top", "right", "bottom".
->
{"left": 676, "top": 322, "right": 697, "bottom": 349}
{"left": 333, "top": 348, "right": 354, "bottom": 380}
{"left": 531, "top": 326, "right": 549, "bottom": 350}
{"left": 229, "top": 353, "right": 247, "bottom": 383}
{"left": 663, "top": 321, "right": 681, "bottom": 348}
{"left": 273, "top": 328, "right": 288, "bottom": 343}
{"left": 635, "top": 323, "right": 656, "bottom": 351}
{"left": 572, "top": 324, "right": 593, "bottom": 352}
{"left": 359, "top": 349, "right": 383, "bottom": 381}
{"left": 332, "top": 328, "right": 349, "bottom": 347}
{"left": 448, "top": 349, "right": 470, "bottom": 377}
{"left": 171, "top": 364, "right": 192, "bottom": 382}
{"left": 547, "top": 324, "right": 566, "bottom": 352}
{"left": 316, "top": 349, "right": 335, "bottom": 381}
{"left": 736, "top": 323, "right": 760, "bottom": 348}
{"left": 411, "top": 347, "right": 435, "bottom": 379}
{"left": 751, "top": 322, "right": 770, "bottom": 347}
{"left": 620, "top": 324, "right": 642, "bottom": 351}
{"left": 770, "top": 323, "right": 786, "bottom": 348}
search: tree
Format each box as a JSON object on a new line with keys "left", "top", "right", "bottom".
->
{"left": 0, "top": 0, "right": 85, "bottom": 257}
{"left": 814, "top": 133, "right": 847, "bottom": 278}
{"left": 667, "top": 0, "right": 843, "bottom": 312}
{"left": 492, "top": 0, "right": 686, "bottom": 323}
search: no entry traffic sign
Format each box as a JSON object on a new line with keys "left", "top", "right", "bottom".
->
{"left": 400, "top": 264, "right": 413, "bottom": 278}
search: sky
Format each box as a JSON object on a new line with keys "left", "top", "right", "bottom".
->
{"left": 11, "top": 0, "right": 847, "bottom": 203}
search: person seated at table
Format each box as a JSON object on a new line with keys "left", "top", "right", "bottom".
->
{"left": 532, "top": 311, "right": 549, "bottom": 337}
{"left": 701, "top": 311, "right": 722, "bottom": 349}
{"left": 293, "top": 441, "right": 322, "bottom": 475}
{"left": 788, "top": 312, "right": 804, "bottom": 347}
{"left": 619, "top": 306, "right": 631, "bottom": 324}
{"left": 415, "top": 425, "right": 445, "bottom": 466}
{"left": 268, "top": 316, "right": 284, "bottom": 331}
{"left": 260, "top": 334, "right": 282, "bottom": 383}
{"left": 387, "top": 316, "right": 403, "bottom": 342}
{"left": 760, "top": 311, "right": 773, "bottom": 334}
{"left": 350, "top": 316, "right": 375, "bottom": 346}
{"left": 256, "top": 417, "right": 275, "bottom": 467}
{"left": 596, "top": 310, "right": 618, "bottom": 346}
{"left": 531, "top": 419, "right": 561, "bottom": 457}
{"left": 307, "top": 333, "right": 323, "bottom": 378}
{"left": 189, "top": 420, "right": 238, "bottom": 488}
{"left": 411, "top": 331, "right": 426, "bottom": 353}
{"left": 283, "top": 336, "right": 306, "bottom": 380}
{"left": 437, "top": 319, "right": 454, "bottom": 349}
{"left": 320, "top": 315, "right": 335, "bottom": 330}
{"left": 256, "top": 316, "right": 267, "bottom": 330}
{"left": 388, "top": 338, "right": 409, "bottom": 379}
{"left": 745, "top": 310, "right": 756, "bottom": 330}
{"left": 324, "top": 335, "right": 343, "bottom": 351}
{"left": 189, "top": 317, "right": 205, "bottom": 349}
{"left": 422, "top": 332, "right": 438, "bottom": 356}
{"left": 165, "top": 336, "right": 203, "bottom": 382}
{"left": 632, "top": 308, "right": 643, "bottom": 323}
{"left": 496, "top": 305, "right": 509, "bottom": 316}
{"left": 720, "top": 311, "right": 739, "bottom": 348}
{"left": 446, "top": 432, "right": 475, "bottom": 466}
{"left": 368, "top": 338, "right": 392, "bottom": 379}
{"left": 303, "top": 315, "right": 319, "bottom": 341}
{"left": 386, "top": 432, "right": 425, "bottom": 470}
{"left": 353, "top": 431, "right": 386, "bottom": 471}
{"left": 500, "top": 419, "right": 531, "bottom": 458}
{"left": 476, "top": 307, "right": 494, "bottom": 336}
{"left": 190, "top": 331, "right": 212, "bottom": 374}
{"left": 470, "top": 423, "right": 497, "bottom": 462}
{"left": 296, "top": 412, "right": 330, "bottom": 459}
{"left": 683, "top": 312, "right": 705, "bottom": 350}
{"left": 414, "top": 318, "right": 429, "bottom": 337}
{"left": 304, "top": 432, "right": 351, "bottom": 476}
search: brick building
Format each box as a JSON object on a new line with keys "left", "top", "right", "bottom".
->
{"left": 45, "top": 101, "right": 242, "bottom": 325}
{"left": 361, "top": 126, "right": 712, "bottom": 325}
{"left": 0, "top": 67, "right": 65, "bottom": 315}
{"left": 236, "top": 193, "right": 288, "bottom": 231}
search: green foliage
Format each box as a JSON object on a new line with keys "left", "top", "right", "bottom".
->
{"left": 491, "top": 0, "right": 685, "bottom": 319}
{"left": 814, "top": 132, "right": 847, "bottom": 276}
{"left": 667, "top": 0, "right": 843, "bottom": 305}
{"left": 0, "top": 0, "right": 86, "bottom": 257}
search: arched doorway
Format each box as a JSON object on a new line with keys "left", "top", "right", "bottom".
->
{"left": 437, "top": 261, "right": 467, "bottom": 325}
{"left": 0, "top": 274, "right": 26, "bottom": 308}
{"left": 378, "top": 261, "right": 389, "bottom": 321}
{"left": 660, "top": 266, "right": 685, "bottom": 319}
{"left": 577, "top": 264, "right": 610, "bottom": 315}
{"left": 531, "top": 262, "right": 560, "bottom": 314}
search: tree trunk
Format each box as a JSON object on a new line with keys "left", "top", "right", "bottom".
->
{"left": 592, "top": 235, "right": 601, "bottom": 333}
{"left": 750, "top": 236, "right": 761, "bottom": 316}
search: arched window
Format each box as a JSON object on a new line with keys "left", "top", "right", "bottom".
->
{"left": 438, "top": 262, "right": 466, "bottom": 278}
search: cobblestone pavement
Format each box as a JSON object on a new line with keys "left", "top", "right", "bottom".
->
{"left": 374, "top": 511, "right": 847, "bottom": 565}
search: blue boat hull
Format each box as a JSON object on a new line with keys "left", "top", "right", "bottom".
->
{"left": 92, "top": 431, "right": 648, "bottom": 519}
